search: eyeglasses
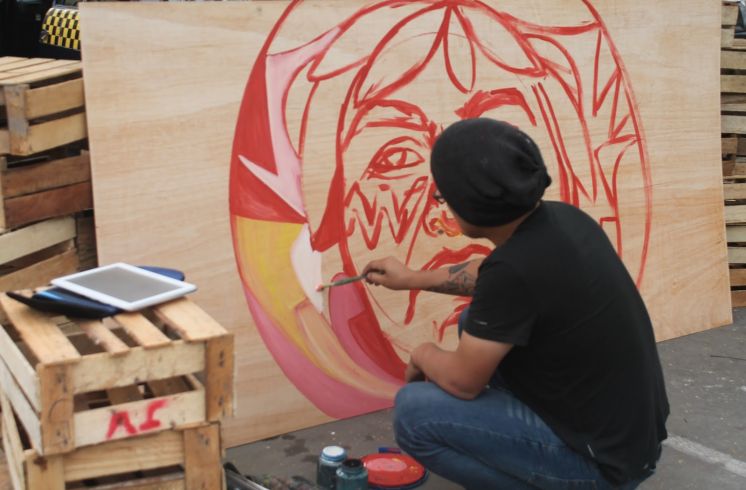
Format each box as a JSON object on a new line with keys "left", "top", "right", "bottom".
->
{"left": 432, "top": 190, "right": 446, "bottom": 204}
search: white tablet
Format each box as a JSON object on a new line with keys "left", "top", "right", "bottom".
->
{"left": 51, "top": 263, "right": 197, "bottom": 311}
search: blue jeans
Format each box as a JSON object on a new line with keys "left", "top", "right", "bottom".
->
{"left": 392, "top": 309, "right": 649, "bottom": 489}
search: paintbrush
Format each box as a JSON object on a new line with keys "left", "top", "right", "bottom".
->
{"left": 315, "top": 273, "right": 367, "bottom": 291}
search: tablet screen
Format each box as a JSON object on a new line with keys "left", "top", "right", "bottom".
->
{"left": 64, "top": 267, "right": 185, "bottom": 303}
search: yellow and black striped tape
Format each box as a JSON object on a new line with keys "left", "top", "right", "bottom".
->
{"left": 40, "top": 7, "right": 80, "bottom": 51}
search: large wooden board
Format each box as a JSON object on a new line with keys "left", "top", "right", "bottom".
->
{"left": 80, "top": 1, "right": 730, "bottom": 447}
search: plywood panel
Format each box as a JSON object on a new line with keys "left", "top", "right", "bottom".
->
{"left": 80, "top": 1, "right": 730, "bottom": 447}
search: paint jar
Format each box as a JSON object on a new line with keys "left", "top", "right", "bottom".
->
{"left": 335, "top": 458, "right": 369, "bottom": 490}
{"left": 316, "top": 445, "right": 347, "bottom": 489}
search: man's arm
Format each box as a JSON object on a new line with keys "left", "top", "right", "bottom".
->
{"left": 409, "top": 333, "right": 512, "bottom": 399}
{"left": 364, "top": 257, "right": 483, "bottom": 296}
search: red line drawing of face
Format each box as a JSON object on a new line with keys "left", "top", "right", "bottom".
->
{"left": 230, "top": 0, "right": 652, "bottom": 414}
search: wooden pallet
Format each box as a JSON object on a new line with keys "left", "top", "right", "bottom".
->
{"left": 723, "top": 175, "right": 746, "bottom": 306}
{"left": 0, "top": 148, "right": 92, "bottom": 233}
{"left": 0, "top": 57, "right": 86, "bottom": 157}
{"left": 1, "top": 391, "right": 225, "bottom": 490}
{"left": 722, "top": 2, "right": 746, "bottom": 308}
{"left": 721, "top": 2, "right": 746, "bottom": 181}
{"left": 0, "top": 294, "right": 234, "bottom": 456}
{"left": 0, "top": 217, "right": 80, "bottom": 293}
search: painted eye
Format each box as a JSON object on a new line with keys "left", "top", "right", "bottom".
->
{"left": 366, "top": 140, "right": 425, "bottom": 179}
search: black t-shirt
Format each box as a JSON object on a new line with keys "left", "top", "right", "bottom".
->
{"left": 465, "top": 201, "right": 669, "bottom": 485}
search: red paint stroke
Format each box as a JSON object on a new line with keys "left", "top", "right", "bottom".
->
{"left": 106, "top": 411, "right": 137, "bottom": 439}
{"left": 230, "top": 0, "right": 653, "bottom": 416}
{"left": 105, "top": 399, "right": 169, "bottom": 440}
{"left": 139, "top": 399, "right": 167, "bottom": 431}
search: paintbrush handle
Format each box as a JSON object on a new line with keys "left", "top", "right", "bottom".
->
{"left": 328, "top": 274, "right": 367, "bottom": 287}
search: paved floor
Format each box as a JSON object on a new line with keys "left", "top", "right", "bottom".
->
{"left": 227, "top": 310, "right": 746, "bottom": 489}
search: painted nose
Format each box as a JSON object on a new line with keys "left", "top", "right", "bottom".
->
{"left": 423, "top": 190, "right": 461, "bottom": 237}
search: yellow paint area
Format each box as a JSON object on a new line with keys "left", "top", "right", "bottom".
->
{"left": 233, "top": 216, "right": 399, "bottom": 395}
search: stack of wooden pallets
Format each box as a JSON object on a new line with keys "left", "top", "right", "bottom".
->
{"left": 0, "top": 57, "right": 95, "bottom": 294}
{"left": 0, "top": 294, "right": 234, "bottom": 489}
{"left": 721, "top": 2, "right": 746, "bottom": 307}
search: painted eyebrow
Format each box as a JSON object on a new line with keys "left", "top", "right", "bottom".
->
{"left": 455, "top": 87, "right": 536, "bottom": 124}
{"left": 342, "top": 99, "right": 436, "bottom": 150}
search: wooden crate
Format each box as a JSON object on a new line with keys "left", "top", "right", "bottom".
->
{"left": 0, "top": 57, "right": 86, "bottom": 157}
{"left": 0, "top": 217, "right": 80, "bottom": 293}
{"left": 0, "top": 294, "right": 234, "bottom": 456}
{"left": 1, "top": 391, "right": 225, "bottom": 490}
{"left": 0, "top": 148, "right": 92, "bottom": 233}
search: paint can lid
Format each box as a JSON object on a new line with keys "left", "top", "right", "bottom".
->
{"left": 321, "top": 445, "right": 347, "bottom": 462}
{"left": 361, "top": 453, "right": 427, "bottom": 489}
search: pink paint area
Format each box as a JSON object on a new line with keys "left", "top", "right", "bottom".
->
{"left": 243, "top": 287, "right": 394, "bottom": 419}
{"left": 328, "top": 277, "right": 406, "bottom": 384}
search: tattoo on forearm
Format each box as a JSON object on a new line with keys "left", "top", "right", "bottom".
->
{"left": 426, "top": 262, "right": 477, "bottom": 296}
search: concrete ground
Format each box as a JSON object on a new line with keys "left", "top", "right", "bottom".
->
{"left": 227, "top": 310, "right": 746, "bottom": 489}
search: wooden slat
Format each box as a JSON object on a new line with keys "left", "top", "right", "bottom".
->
{"left": 0, "top": 57, "right": 26, "bottom": 68}
{"left": 75, "top": 212, "right": 97, "bottom": 270}
{"left": 25, "top": 77, "right": 84, "bottom": 120}
{"left": 0, "top": 61, "right": 80, "bottom": 85}
{"left": 183, "top": 424, "right": 222, "bottom": 490}
{"left": 0, "top": 59, "right": 58, "bottom": 76}
{"left": 0, "top": 294, "right": 81, "bottom": 363}
{"left": 147, "top": 376, "right": 191, "bottom": 397}
{"left": 9, "top": 112, "right": 87, "bottom": 156}
{"left": 0, "top": 295, "right": 80, "bottom": 364}
{"left": 0, "top": 216, "right": 75, "bottom": 265}
{"left": 25, "top": 453, "right": 64, "bottom": 490}
{"left": 205, "top": 335, "right": 234, "bottom": 420}
{"left": 2, "top": 421, "right": 26, "bottom": 490}
{"left": 723, "top": 3, "right": 740, "bottom": 27}
{"left": 1, "top": 393, "right": 25, "bottom": 484}
{"left": 723, "top": 136, "right": 738, "bottom": 155}
{"left": 731, "top": 289, "right": 746, "bottom": 307}
{"left": 71, "top": 341, "right": 204, "bottom": 394}
{"left": 78, "top": 320, "right": 130, "bottom": 356}
{"left": 0, "top": 248, "right": 79, "bottom": 293}
{"left": 728, "top": 246, "right": 746, "bottom": 264}
{"left": 1, "top": 152, "right": 90, "bottom": 199}
{"left": 38, "top": 364, "right": 74, "bottom": 455}
{"left": 153, "top": 299, "right": 226, "bottom": 341}
{"left": 106, "top": 385, "right": 143, "bottom": 405}
{"left": 723, "top": 182, "right": 746, "bottom": 200}
{"left": 721, "top": 102, "right": 746, "bottom": 113}
{"left": 729, "top": 268, "right": 746, "bottom": 286}
{"left": 724, "top": 162, "right": 746, "bottom": 176}
{"left": 722, "top": 115, "right": 746, "bottom": 134}
{"left": 1, "top": 396, "right": 27, "bottom": 490}
{"left": 63, "top": 430, "right": 184, "bottom": 481}
{"left": 0, "top": 130, "right": 9, "bottom": 157}
{"left": 113, "top": 313, "right": 171, "bottom": 349}
{"left": 0, "top": 356, "right": 42, "bottom": 452}
{"left": 722, "top": 50, "right": 746, "bottom": 70}
{"left": 0, "top": 325, "right": 40, "bottom": 410}
{"left": 726, "top": 224, "right": 746, "bottom": 242}
{"left": 721, "top": 74, "right": 746, "bottom": 94}
{"left": 70, "top": 473, "right": 186, "bottom": 490}
{"left": 3, "top": 181, "right": 92, "bottom": 230}
{"left": 74, "top": 388, "right": 205, "bottom": 447}
{"left": 725, "top": 204, "right": 746, "bottom": 224}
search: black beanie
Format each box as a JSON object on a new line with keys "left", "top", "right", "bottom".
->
{"left": 430, "top": 118, "right": 552, "bottom": 227}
